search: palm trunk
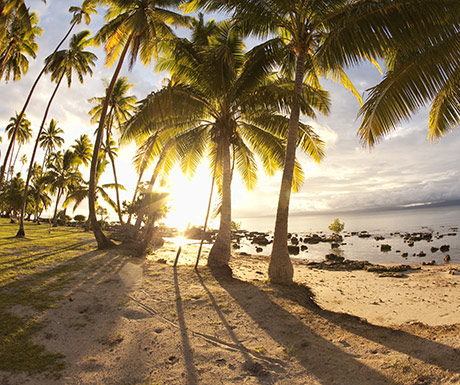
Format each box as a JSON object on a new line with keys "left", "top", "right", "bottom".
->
{"left": 134, "top": 139, "right": 173, "bottom": 234}
{"left": 105, "top": 116, "right": 124, "bottom": 225}
{"left": 88, "top": 35, "right": 132, "bottom": 249}
{"left": 268, "top": 52, "right": 306, "bottom": 285}
{"left": 5, "top": 140, "right": 15, "bottom": 181}
{"left": 127, "top": 166, "right": 145, "bottom": 225}
{"left": 11, "top": 143, "right": 22, "bottom": 175}
{"left": 16, "top": 73, "right": 64, "bottom": 237}
{"left": 207, "top": 134, "right": 232, "bottom": 269}
{"left": 0, "top": 20, "right": 77, "bottom": 190}
{"left": 52, "top": 188, "right": 62, "bottom": 227}
{"left": 194, "top": 152, "right": 218, "bottom": 270}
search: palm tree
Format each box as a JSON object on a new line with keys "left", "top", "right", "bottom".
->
{"left": 88, "top": 0, "right": 190, "bottom": 248}
{"left": 64, "top": 156, "right": 125, "bottom": 219}
{"left": 0, "top": 0, "right": 97, "bottom": 190}
{"left": 0, "top": 10, "right": 42, "bottom": 82}
{"left": 124, "top": 20, "right": 326, "bottom": 267}
{"left": 89, "top": 76, "right": 138, "bottom": 225}
{"left": 16, "top": 30, "right": 97, "bottom": 237}
{"left": 43, "top": 150, "right": 82, "bottom": 226}
{"left": 356, "top": 6, "right": 460, "bottom": 145}
{"left": 39, "top": 119, "right": 65, "bottom": 170}
{"left": 19, "top": 154, "right": 27, "bottom": 172}
{"left": 72, "top": 134, "right": 93, "bottom": 167}
{"left": 4, "top": 112, "right": 32, "bottom": 180}
{"left": 187, "top": 0, "right": 456, "bottom": 283}
{"left": 28, "top": 164, "right": 51, "bottom": 223}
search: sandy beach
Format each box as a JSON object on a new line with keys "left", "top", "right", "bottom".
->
{"left": 3, "top": 237, "right": 459, "bottom": 385}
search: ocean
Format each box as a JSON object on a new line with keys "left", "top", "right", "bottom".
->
{"left": 234, "top": 205, "right": 460, "bottom": 264}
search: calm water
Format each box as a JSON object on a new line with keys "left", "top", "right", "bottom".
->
{"left": 235, "top": 205, "right": 460, "bottom": 264}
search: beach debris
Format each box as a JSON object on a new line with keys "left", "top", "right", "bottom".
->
{"left": 380, "top": 244, "right": 391, "bottom": 252}
{"left": 440, "top": 245, "right": 450, "bottom": 252}
{"left": 374, "top": 235, "right": 385, "bottom": 241}
{"left": 417, "top": 251, "right": 426, "bottom": 257}
{"left": 422, "top": 260, "right": 436, "bottom": 266}
{"left": 255, "top": 247, "right": 263, "bottom": 253}
{"left": 408, "top": 241, "right": 415, "bottom": 247}
{"left": 358, "top": 231, "right": 372, "bottom": 238}
{"left": 300, "top": 245, "right": 308, "bottom": 251}
{"left": 401, "top": 252, "right": 408, "bottom": 258}
{"left": 444, "top": 254, "right": 451, "bottom": 263}
{"left": 431, "top": 247, "right": 439, "bottom": 253}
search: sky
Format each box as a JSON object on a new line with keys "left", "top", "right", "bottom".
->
{"left": 1, "top": 0, "right": 460, "bottom": 229}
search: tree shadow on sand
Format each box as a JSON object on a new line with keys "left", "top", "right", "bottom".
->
{"left": 210, "top": 269, "right": 460, "bottom": 385}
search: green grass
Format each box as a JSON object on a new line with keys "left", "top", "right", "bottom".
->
{"left": 0, "top": 218, "right": 96, "bottom": 376}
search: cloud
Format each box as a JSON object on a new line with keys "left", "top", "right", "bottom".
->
{"left": 1, "top": 2, "right": 460, "bottom": 223}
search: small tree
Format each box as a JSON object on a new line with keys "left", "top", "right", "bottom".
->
{"left": 74, "top": 214, "right": 86, "bottom": 223}
{"left": 328, "top": 218, "right": 345, "bottom": 235}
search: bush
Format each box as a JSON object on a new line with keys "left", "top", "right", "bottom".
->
{"left": 74, "top": 215, "right": 86, "bottom": 223}
{"left": 328, "top": 218, "right": 345, "bottom": 234}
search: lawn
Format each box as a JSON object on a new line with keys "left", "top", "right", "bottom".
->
{"left": 0, "top": 219, "right": 96, "bottom": 376}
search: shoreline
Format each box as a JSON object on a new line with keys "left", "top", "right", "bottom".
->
{"left": 152, "top": 241, "right": 460, "bottom": 327}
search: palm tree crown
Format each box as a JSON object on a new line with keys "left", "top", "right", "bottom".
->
{"left": 124, "top": 18, "right": 327, "bottom": 267}
{"left": 0, "top": 10, "right": 42, "bottom": 82}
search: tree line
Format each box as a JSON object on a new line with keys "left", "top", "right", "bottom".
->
{"left": 1, "top": 0, "right": 460, "bottom": 284}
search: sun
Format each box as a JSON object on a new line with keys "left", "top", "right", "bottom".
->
{"left": 162, "top": 165, "right": 217, "bottom": 231}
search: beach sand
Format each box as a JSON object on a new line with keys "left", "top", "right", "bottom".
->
{"left": 2, "top": 241, "right": 460, "bottom": 385}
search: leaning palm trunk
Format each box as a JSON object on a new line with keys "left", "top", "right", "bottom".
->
{"left": 105, "top": 127, "right": 124, "bottom": 225}
{"left": 207, "top": 134, "right": 232, "bottom": 269}
{"left": 52, "top": 188, "right": 63, "bottom": 227}
{"left": 268, "top": 53, "right": 306, "bottom": 284}
{"left": 134, "top": 138, "right": 174, "bottom": 234}
{"left": 16, "top": 73, "right": 64, "bottom": 238}
{"left": 88, "top": 36, "right": 132, "bottom": 249}
{"left": 0, "top": 20, "right": 79, "bottom": 190}
{"left": 127, "top": 166, "right": 145, "bottom": 225}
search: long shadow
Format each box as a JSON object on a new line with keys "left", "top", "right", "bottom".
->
{"left": 0, "top": 240, "right": 94, "bottom": 273}
{"left": 280, "top": 284, "right": 460, "bottom": 374}
{"left": 0, "top": 246, "right": 132, "bottom": 377}
{"left": 212, "top": 271, "right": 397, "bottom": 385}
{"left": 196, "top": 271, "right": 287, "bottom": 379}
{"left": 173, "top": 267, "right": 198, "bottom": 385}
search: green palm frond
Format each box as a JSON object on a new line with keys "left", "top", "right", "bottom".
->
{"left": 232, "top": 135, "right": 258, "bottom": 190}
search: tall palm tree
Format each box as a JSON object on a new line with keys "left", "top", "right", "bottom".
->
{"left": 4, "top": 112, "right": 32, "bottom": 180}
{"left": 39, "top": 119, "right": 65, "bottom": 170}
{"left": 72, "top": 134, "right": 93, "bottom": 167}
{"left": 356, "top": 5, "right": 460, "bottom": 145}
{"left": 43, "top": 150, "right": 82, "bottom": 226}
{"left": 89, "top": 76, "right": 137, "bottom": 225}
{"left": 0, "top": 10, "right": 42, "bottom": 82}
{"left": 0, "top": 0, "right": 97, "bottom": 190}
{"left": 16, "top": 30, "right": 97, "bottom": 237}
{"left": 88, "top": 0, "right": 190, "bottom": 248}
{"left": 187, "top": 0, "right": 456, "bottom": 283}
{"left": 124, "top": 20, "right": 326, "bottom": 267}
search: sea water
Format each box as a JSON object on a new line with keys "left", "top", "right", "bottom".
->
{"left": 235, "top": 205, "right": 460, "bottom": 264}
